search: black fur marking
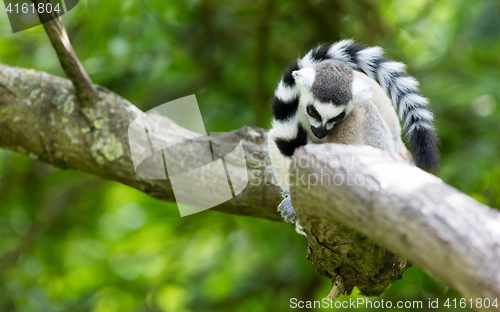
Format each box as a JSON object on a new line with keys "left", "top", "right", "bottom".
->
{"left": 311, "top": 44, "right": 331, "bottom": 62}
{"left": 327, "top": 111, "right": 346, "bottom": 123}
{"left": 406, "top": 114, "right": 422, "bottom": 127}
{"left": 386, "top": 71, "right": 405, "bottom": 100}
{"left": 396, "top": 92, "right": 428, "bottom": 113}
{"left": 272, "top": 96, "right": 299, "bottom": 121}
{"left": 344, "top": 43, "right": 365, "bottom": 66}
{"left": 408, "top": 127, "right": 440, "bottom": 172}
{"left": 283, "top": 61, "right": 299, "bottom": 87}
{"left": 371, "top": 57, "right": 389, "bottom": 85}
{"left": 275, "top": 125, "right": 308, "bottom": 157}
{"left": 394, "top": 89, "right": 414, "bottom": 110}
{"left": 373, "top": 56, "right": 389, "bottom": 67}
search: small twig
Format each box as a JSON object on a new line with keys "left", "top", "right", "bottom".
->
{"left": 32, "top": 0, "right": 98, "bottom": 106}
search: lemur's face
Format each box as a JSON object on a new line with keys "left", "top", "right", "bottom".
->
{"left": 296, "top": 89, "right": 350, "bottom": 139}
{"left": 292, "top": 60, "right": 372, "bottom": 139}
{"left": 306, "top": 102, "right": 348, "bottom": 139}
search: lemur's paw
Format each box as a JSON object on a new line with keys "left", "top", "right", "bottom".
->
{"left": 277, "top": 188, "right": 297, "bottom": 224}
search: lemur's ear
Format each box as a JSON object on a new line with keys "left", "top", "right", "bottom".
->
{"left": 352, "top": 76, "right": 372, "bottom": 102}
{"left": 292, "top": 68, "right": 315, "bottom": 90}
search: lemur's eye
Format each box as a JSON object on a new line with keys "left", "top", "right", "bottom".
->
{"left": 307, "top": 106, "right": 318, "bottom": 118}
{"left": 328, "top": 111, "right": 346, "bottom": 123}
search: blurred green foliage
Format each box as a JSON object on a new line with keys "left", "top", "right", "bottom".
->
{"left": 1, "top": 0, "right": 499, "bottom": 311}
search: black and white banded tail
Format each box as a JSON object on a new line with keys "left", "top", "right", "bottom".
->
{"left": 271, "top": 39, "right": 439, "bottom": 171}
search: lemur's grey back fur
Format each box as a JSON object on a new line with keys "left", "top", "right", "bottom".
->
{"left": 271, "top": 39, "right": 439, "bottom": 171}
{"left": 311, "top": 60, "right": 353, "bottom": 105}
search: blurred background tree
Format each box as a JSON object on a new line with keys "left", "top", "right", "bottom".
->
{"left": 0, "top": 0, "right": 499, "bottom": 311}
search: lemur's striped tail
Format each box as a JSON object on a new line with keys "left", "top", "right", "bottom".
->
{"left": 272, "top": 40, "right": 439, "bottom": 171}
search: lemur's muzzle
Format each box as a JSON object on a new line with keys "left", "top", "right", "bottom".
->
{"left": 311, "top": 126, "right": 327, "bottom": 139}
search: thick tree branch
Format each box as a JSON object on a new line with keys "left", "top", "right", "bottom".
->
{"left": 292, "top": 144, "right": 500, "bottom": 311}
{"left": 32, "top": 0, "right": 99, "bottom": 106}
{"left": 0, "top": 64, "right": 280, "bottom": 221}
{"left": 1, "top": 65, "right": 499, "bottom": 310}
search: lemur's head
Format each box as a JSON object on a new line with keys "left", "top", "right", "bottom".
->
{"left": 292, "top": 60, "right": 372, "bottom": 139}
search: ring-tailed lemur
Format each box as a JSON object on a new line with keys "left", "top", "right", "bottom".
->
{"left": 267, "top": 40, "right": 439, "bottom": 233}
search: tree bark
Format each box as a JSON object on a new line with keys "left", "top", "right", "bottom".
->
{"left": 1, "top": 64, "right": 499, "bottom": 311}
{"left": 292, "top": 144, "right": 500, "bottom": 311}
